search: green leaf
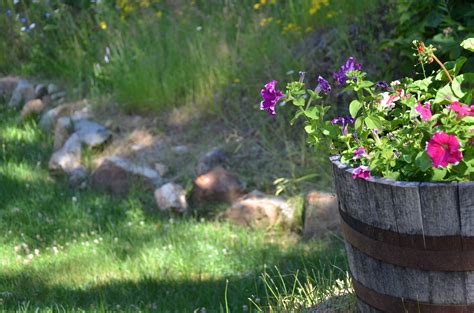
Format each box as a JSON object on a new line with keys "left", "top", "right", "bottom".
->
{"left": 435, "top": 57, "right": 467, "bottom": 81}
{"left": 355, "top": 117, "right": 363, "bottom": 131}
{"left": 434, "top": 74, "right": 474, "bottom": 104}
{"left": 365, "top": 115, "right": 383, "bottom": 130}
{"left": 359, "top": 81, "right": 374, "bottom": 88}
{"left": 349, "top": 100, "right": 363, "bottom": 118}
{"left": 415, "top": 151, "right": 432, "bottom": 172}
{"left": 303, "top": 107, "right": 318, "bottom": 119}
{"left": 304, "top": 125, "right": 315, "bottom": 134}
{"left": 461, "top": 38, "right": 474, "bottom": 52}
{"left": 432, "top": 168, "right": 447, "bottom": 181}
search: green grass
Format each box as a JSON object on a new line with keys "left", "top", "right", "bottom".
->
{"left": 0, "top": 106, "right": 348, "bottom": 312}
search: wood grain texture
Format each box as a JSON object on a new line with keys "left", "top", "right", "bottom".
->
{"left": 365, "top": 178, "right": 398, "bottom": 232}
{"left": 348, "top": 245, "right": 469, "bottom": 304}
{"left": 389, "top": 181, "right": 424, "bottom": 236}
{"left": 419, "top": 182, "right": 460, "bottom": 237}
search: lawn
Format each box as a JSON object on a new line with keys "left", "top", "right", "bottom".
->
{"left": 0, "top": 105, "right": 348, "bottom": 312}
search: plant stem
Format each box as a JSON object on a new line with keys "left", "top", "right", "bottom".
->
{"left": 432, "top": 54, "right": 453, "bottom": 83}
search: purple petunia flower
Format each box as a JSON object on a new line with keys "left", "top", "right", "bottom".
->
{"left": 260, "top": 80, "right": 283, "bottom": 116}
{"left": 333, "top": 57, "right": 362, "bottom": 86}
{"left": 375, "top": 81, "right": 390, "bottom": 91}
{"left": 353, "top": 147, "right": 369, "bottom": 160}
{"left": 352, "top": 166, "right": 371, "bottom": 180}
{"left": 315, "top": 75, "right": 331, "bottom": 94}
{"left": 299, "top": 71, "right": 305, "bottom": 83}
{"left": 331, "top": 116, "right": 354, "bottom": 135}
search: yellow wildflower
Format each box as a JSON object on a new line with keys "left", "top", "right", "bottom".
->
{"left": 140, "top": 0, "right": 150, "bottom": 8}
{"left": 270, "top": 0, "right": 276, "bottom": 4}
{"left": 156, "top": 10, "right": 162, "bottom": 18}
{"left": 260, "top": 0, "right": 267, "bottom": 4}
{"left": 99, "top": 21, "right": 107, "bottom": 30}
{"left": 326, "top": 11, "right": 334, "bottom": 19}
{"left": 233, "top": 78, "right": 241, "bottom": 84}
{"left": 254, "top": 3, "right": 261, "bottom": 10}
{"left": 305, "top": 26, "right": 313, "bottom": 33}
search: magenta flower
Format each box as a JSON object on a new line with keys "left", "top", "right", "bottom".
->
{"left": 315, "top": 76, "right": 331, "bottom": 94}
{"left": 426, "top": 132, "right": 463, "bottom": 168}
{"left": 333, "top": 57, "right": 362, "bottom": 86}
{"left": 260, "top": 80, "right": 283, "bottom": 116}
{"left": 353, "top": 147, "right": 369, "bottom": 160}
{"left": 415, "top": 102, "right": 432, "bottom": 122}
{"left": 448, "top": 101, "right": 473, "bottom": 118}
{"left": 352, "top": 166, "right": 371, "bottom": 180}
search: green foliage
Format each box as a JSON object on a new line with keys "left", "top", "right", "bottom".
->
{"left": 383, "top": 0, "right": 474, "bottom": 76}
{"left": 282, "top": 40, "right": 474, "bottom": 182}
{"left": 0, "top": 105, "right": 346, "bottom": 311}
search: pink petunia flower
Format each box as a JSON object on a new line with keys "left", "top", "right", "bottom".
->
{"left": 415, "top": 102, "right": 432, "bottom": 122}
{"left": 353, "top": 147, "right": 369, "bottom": 160}
{"left": 352, "top": 166, "right": 371, "bottom": 180}
{"left": 379, "top": 92, "right": 400, "bottom": 110}
{"left": 426, "top": 132, "right": 463, "bottom": 168}
{"left": 448, "top": 101, "right": 471, "bottom": 118}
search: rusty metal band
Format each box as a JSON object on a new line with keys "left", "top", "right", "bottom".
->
{"left": 340, "top": 212, "right": 474, "bottom": 271}
{"left": 338, "top": 209, "right": 470, "bottom": 251}
{"left": 352, "top": 277, "right": 474, "bottom": 313}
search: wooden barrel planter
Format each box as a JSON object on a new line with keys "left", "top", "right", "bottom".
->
{"left": 330, "top": 156, "right": 474, "bottom": 313}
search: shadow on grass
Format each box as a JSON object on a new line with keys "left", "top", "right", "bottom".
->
{"left": 0, "top": 241, "right": 347, "bottom": 312}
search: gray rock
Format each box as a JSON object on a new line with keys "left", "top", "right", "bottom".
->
{"left": 53, "top": 117, "right": 73, "bottom": 151}
{"left": 303, "top": 191, "right": 339, "bottom": 240}
{"left": 192, "top": 167, "right": 244, "bottom": 205}
{"left": 20, "top": 99, "right": 45, "bottom": 120}
{"left": 39, "top": 105, "right": 68, "bottom": 132}
{"left": 197, "top": 148, "right": 228, "bottom": 175}
{"left": 154, "top": 163, "right": 169, "bottom": 176}
{"left": 68, "top": 166, "right": 88, "bottom": 187}
{"left": 0, "top": 76, "right": 21, "bottom": 100}
{"left": 34, "top": 84, "right": 48, "bottom": 99}
{"left": 51, "top": 91, "right": 67, "bottom": 101}
{"left": 224, "top": 191, "right": 301, "bottom": 229}
{"left": 91, "top": 156, "right": 162, "bottom": 195}
{"left": 173, "top": 145, "right": 189, "bottom": 154}
{"left": 48, "top": 133, "right": 82, "bottom": 174}
{"left": 47, "top": 83, "right": 60, "bottom": 95}
{"left": 154, "top": 183, "right": 188, "bottom": 213}
{"left": 8, "top": 80, "right": 35, "bottom": 108}
{"left": 73, "top": 119, "right": 111, "bottom": 148}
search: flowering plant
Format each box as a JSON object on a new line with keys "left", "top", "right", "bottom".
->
{"left": 260, "top": 39, "right": 474, "bottom": 182}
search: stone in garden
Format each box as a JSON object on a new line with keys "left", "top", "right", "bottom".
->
{"left": 73, "top": 119, "right": 111, "bottom": 148}
{"left": 39, "top": 104, "right": 71, "bottom": 132}
{"left": 224, "top": 190, "right": 300, "bottom": 229}
{"left": 20, "top": 99, "right": 45, "bottom": 120}
{"left": 53, "top": 117, "right": 73, "bottom": 151}
{"left": 8, "top": 80, "right": 35, "bottom": 108}
{"left": 68, "top": 166, "right": 88, "bottom": 188}
{"left": 154, "top": 183, "right": 188, "bottom": 213}
{"left": 47, "top": 83, "right": 60, "bottom": 95}
{"left": 154, "top": 163, "right": 169, "bottom": 177}
{"left": 192, "top": 167, "right": 244, "bottom": 204}
{"left": 91, "top": 156, "right": 162, "bottom": 195}
{"left": 0, "top": 76, "right": 21, "bottom": 100}
{"left": 197, "top": 148, "right": 228, "bottom": 175}
{"left": 48, "top": 133, "right": 82, "bottom": 174}
{"left": 303, "top": 191, "right": 339, "bottom": 240}
{"left": 173, "top": 145, "right": 189, "bottom": 154}
{"left": 34, "top": 84, "right": 48, "bottom": 99}
{"left": 51, "top": 91, "right": 67, "bottom": 101}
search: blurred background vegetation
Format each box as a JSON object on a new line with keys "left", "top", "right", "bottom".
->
{"left": 0, "top": 0, "right": 473, "bottom": 311}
